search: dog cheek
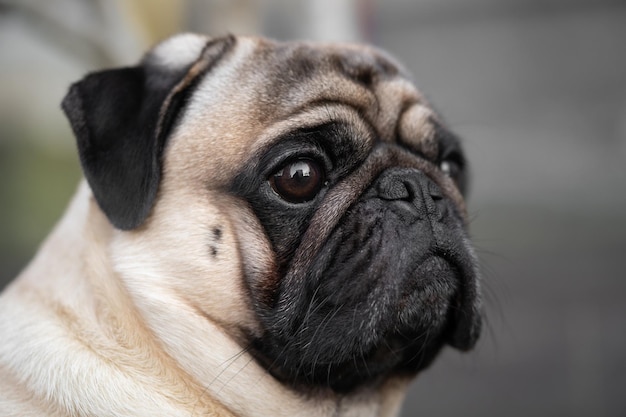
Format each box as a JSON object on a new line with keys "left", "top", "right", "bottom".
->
{"left": 111, "top": 189, "right": 262, "bottom": 337}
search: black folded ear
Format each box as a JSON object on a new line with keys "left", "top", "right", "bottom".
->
{"left": 61, "top": 34, "right": 235, "bottom": 230}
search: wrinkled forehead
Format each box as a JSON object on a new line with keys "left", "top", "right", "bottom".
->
{"left": 169, "top": 36, "right": 443, "bottom": 181}
{"left": 246, "top": 38, "right": 438, "bottom": 150}
{"left": 248, "top": 38, "right": 407, "bottom": 106}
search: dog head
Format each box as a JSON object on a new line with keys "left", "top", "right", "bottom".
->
{"left": 62, "top": 34, "right": 481, "bottom": 395}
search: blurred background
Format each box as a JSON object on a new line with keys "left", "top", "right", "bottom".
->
{"left": 1, "top": 0, "right": 625, "bottom": 415}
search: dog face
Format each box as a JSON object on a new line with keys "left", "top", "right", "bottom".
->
{"left": 62, "top": 34, "right": 481, "bottom": 395}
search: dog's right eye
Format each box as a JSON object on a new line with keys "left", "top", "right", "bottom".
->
{"left": 269, "top": 159, "right": 326, "bottom": 204}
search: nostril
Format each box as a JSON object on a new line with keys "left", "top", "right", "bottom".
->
{"left": 425, "top": 181, "right": 448, "bottom": 221}
{"left": 377, "top": 176, "right": 411, "bottom": 201}
{"left": 428, "top": 182, "right": 443, "bottom": 200}
{"left": 373, "top": 169, "right": 452, "bottom": 223}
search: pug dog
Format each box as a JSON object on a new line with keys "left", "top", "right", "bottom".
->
{"left": 0, "top": 34, "right": 481, "bottom": 417}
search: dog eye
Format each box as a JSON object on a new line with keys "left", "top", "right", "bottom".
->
{"left": 440, "top": 157, "right": 463, "bottom": 180}
{"left": 441, "top": 161, "right": 454, "bottom": 175}
{"left": 269, "top": 159, "right": 325, "bottom": 203}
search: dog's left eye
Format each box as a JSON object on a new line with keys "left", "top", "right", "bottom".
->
{"left": 440, "top": 157, "right": 463, "bottom": 181}
{"left": 441, "top": 161, "right": 455, "bottom": 176}
{"left": 269, "top": 159, "right": 326, "bottom": 203}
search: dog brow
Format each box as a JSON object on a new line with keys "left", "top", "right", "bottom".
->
{"left": 396, "top": 103, "right": 439, "bottom": 160}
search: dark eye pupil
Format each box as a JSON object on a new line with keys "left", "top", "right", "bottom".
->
{"left": 270, "top": 159, "right": 324, "bottom": 203}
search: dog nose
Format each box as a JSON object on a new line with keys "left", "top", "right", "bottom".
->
{"left": 375, "top": 168, "right": 446, "bottom": 221}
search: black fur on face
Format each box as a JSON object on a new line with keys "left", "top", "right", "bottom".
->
{"left": 231, "top": 121, "right": 481, "bottom": 393}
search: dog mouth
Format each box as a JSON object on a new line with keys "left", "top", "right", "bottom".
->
{"left": 249, "top": 249, "right": 479, "bottom": 393}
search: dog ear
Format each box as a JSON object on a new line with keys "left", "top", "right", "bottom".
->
{"left": 61, "top": 34, "right": 234, "bottom": 230}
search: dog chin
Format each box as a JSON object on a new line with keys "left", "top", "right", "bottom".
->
{"left": 249, "top": 254, "right": 460, "bottom": 392}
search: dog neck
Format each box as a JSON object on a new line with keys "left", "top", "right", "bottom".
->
{"left": 0, "top": 181, "right": 236, "bottom": 416}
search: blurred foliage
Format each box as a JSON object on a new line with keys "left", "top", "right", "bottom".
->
{"left": 0, "top": 135, "right": 80, "bottom": 289}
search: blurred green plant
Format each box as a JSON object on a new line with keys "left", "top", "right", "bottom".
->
{"left": 0, "top": 134, "right": 80, "bottom": 289}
